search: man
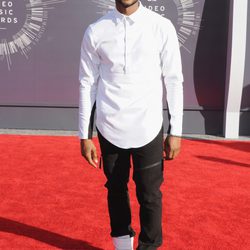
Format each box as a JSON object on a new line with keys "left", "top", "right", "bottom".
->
{"left": 79, "top": 0, "right": 183, "bottom": 249}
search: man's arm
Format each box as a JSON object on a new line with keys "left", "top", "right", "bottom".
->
{"left": 160, "top": 20, "right": 183, "bottom": 160}
{"left": 79, "top": 26, "right": 100, "bottom": 167}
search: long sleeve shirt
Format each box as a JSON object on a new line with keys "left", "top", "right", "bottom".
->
{"left": 79, "top": 2, "right": 183, "bottom": 149}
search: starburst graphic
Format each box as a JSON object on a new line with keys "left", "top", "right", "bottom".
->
{"left": 92, "top": 0, "right": 201, "bottom": 53}
{"left": 175, "top": 0, "right": 201, "bottom": 52}
{"left": 0, "top": 0, "right": 66, "bottom": 70}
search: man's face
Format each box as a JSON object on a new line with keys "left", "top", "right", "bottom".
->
{"left": 115, "top": 0, "right": 139, "bottom": 8}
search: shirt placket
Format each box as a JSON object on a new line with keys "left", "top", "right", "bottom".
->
{"left": 124, "top": 17, "right": 128, "bottom": 74}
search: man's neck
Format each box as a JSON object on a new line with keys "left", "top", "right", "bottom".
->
{"left": 116, "top": 1, "right": 139, "bottom": 16}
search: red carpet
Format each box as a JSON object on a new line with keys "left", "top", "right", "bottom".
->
{"left": 0, "top": 135, "right": 250, "bottom": 249}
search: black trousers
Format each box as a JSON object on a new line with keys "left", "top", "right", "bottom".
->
{"left": 97, "top": 127, "right": 164, "bottom": 250}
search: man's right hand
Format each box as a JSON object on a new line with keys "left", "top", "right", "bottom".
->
{"left": 80, "top": 139, "right": 98, "bottom": 168}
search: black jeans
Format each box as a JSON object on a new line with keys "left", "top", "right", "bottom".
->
{"left": 97, "top": 127, "right": 164, "bottom": 250}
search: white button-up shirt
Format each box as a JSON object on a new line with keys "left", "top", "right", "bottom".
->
{"left": 79, "top": 3, "right": 183, "bottom": 149}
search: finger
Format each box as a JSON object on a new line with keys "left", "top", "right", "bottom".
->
{"left": 88, "top": 158, "right": 98, "bottom": 168}
{"left": 164, "top": 143, "right": 170, "bottom": 156}
{"left": 172, "top": 151, "right": 177, "bottom": 159}
{"left": 86, "top": 152, "right": 98, "bottom": 168}
{"left": 164, "top": 148, "right": 169, "bottom": 160}
{"left": 168, "top": 149, "right": 174, "bottom": 160}
{"left": 164, "top": 140, "right": 169, "bottom": 151}
{"left": 165, "top": 150, "right": 172, "bottom": 160}
{"left": 92, "top": 149, "right": 98, "bottom": 165}
{"left": 172, "top": 148, "right": 180, "bottom": 159}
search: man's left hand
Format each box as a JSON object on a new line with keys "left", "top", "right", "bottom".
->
{"left": 164, "top": 135, "right": 181, "bottom": 160}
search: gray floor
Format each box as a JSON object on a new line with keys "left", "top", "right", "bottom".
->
{"left": 0, "top": 129, "right": 249, "bottom": 141}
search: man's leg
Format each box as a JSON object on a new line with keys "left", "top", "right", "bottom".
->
{"left": 97, "top": 130, "right": 136, "bottom": 240}
{"left": 132, "top": 128, "right": 164, "bottom": 250}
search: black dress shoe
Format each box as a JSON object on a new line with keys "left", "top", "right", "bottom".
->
{"left": 136, "top": 245, "right": 157, "bottom": 250}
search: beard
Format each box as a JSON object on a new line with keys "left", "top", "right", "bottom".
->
{"left": 115, "top": 0, "right": 139, "bottom": 8}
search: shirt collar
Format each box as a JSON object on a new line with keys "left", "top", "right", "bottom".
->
{"left": 113, "top": 1, "right": 144, "bottom": 25}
